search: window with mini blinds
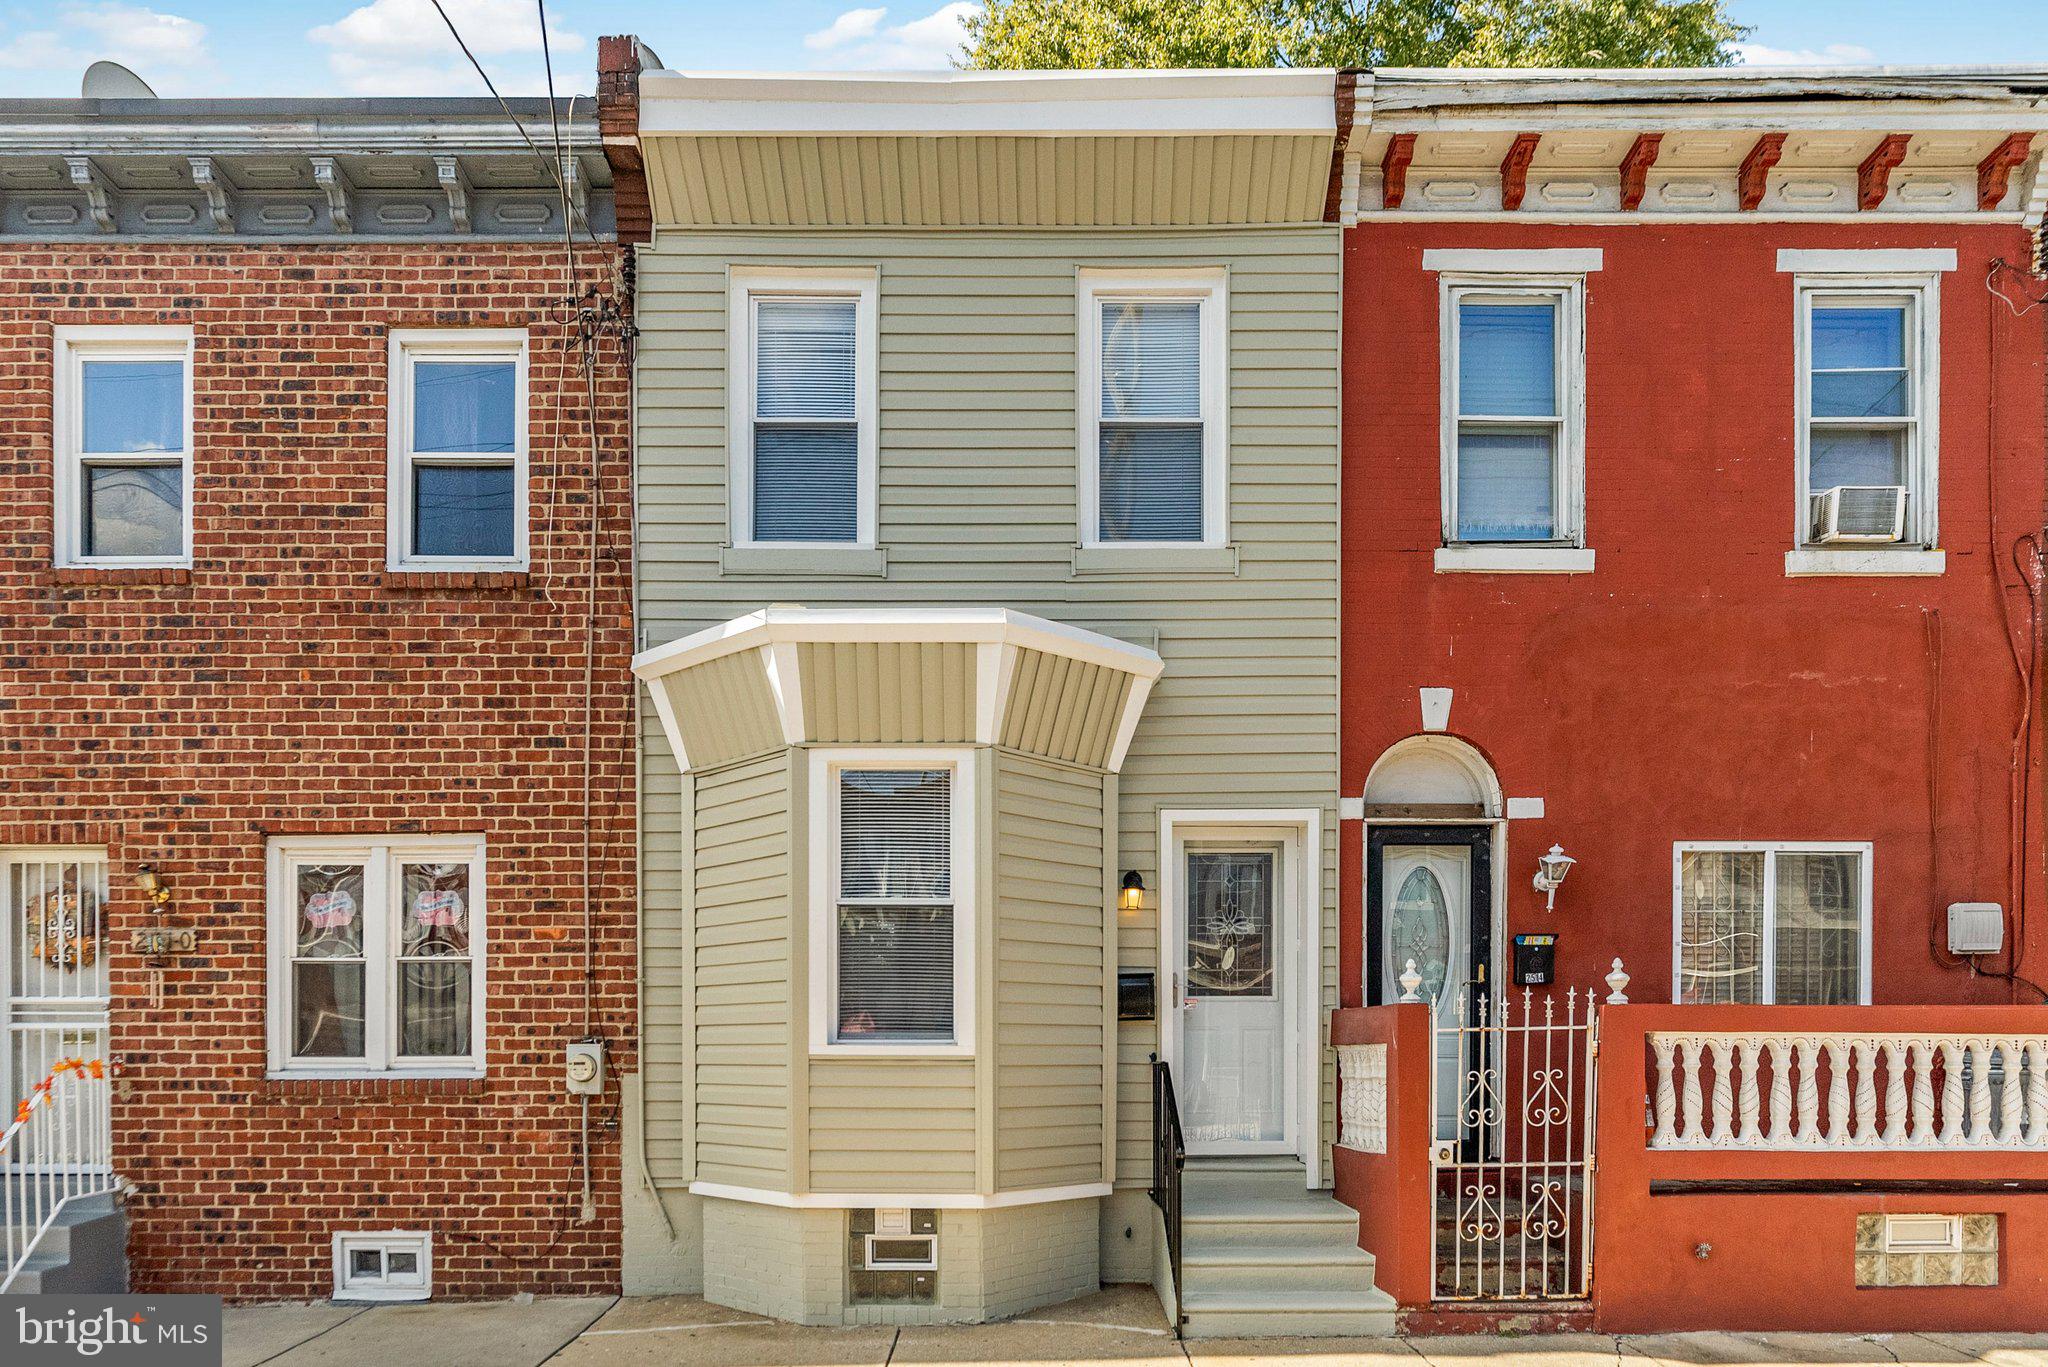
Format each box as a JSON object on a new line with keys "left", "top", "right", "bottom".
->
{"left": 1797, "top": 284, "right": 1937, "bottom": 548}
{"left": 1441, "top": 281, "right": 1585, "bottom": 547}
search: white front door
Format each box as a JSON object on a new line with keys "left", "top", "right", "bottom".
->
{"left": 0, "top": 850, "right": 112, "bottom": 1165}
{"left": 1173, "top": 840, "right": 1295, "bottom": 1154}
{"left": 1379, "top": 844, "right": 1469, "bottom": 1140}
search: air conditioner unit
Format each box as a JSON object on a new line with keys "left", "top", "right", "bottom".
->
{"left": 1810, "top": 485, "right": 1907, "bottom": 544}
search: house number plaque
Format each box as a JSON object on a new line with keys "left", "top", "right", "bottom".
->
{"left": 131, "top": 926, "right": 198, "bottom": 956}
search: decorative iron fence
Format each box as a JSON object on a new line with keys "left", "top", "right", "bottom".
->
{"left": 2, "top": 1056, "right": 115, "bottom": 1292}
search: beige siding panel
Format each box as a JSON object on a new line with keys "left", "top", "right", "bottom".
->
{"left": 797, "top": 640, "right": 974, "bottom": 744}
{"left": 693, "top": 752, "right": 794, "bottom": 1191}
{"left": 643, "top": 135, "right": 1334, "bottom": 229}
{"left": 663, "top": 649, "right": 783, "bottom": 770}
{"left": 636, "top": 226, "right": 1340, "bottom": 1193}
{"left": 807, "top": 1058, "right": 978, "bottom": 1192}
{"left": 994, "top": 751, "right": 1108, "bottom": 1191}
{"left": 1000, "top": 649, "right": 1133, "bottom": 770}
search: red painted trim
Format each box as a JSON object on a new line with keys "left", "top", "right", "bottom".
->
{"left": 1381, "top": 133, "right": 1417, "bottom": 211}
{"left": 1978, "top": 133, "right": 2034, "bottom": 211}
{"left": 1619, "top": 133, "right": 1663, "bottom": 212}
{"left": 1858, "top": 134, "right": 1912, "bottom": 211}
{"left": 1737, "top": 133, "right": 1786, "bottom": 210}
{"left": 1500, "top": 133, "right": 1540, "bottom": 212}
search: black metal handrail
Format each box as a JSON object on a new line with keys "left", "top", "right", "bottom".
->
{"left": 1149, "top": 1053, "right": 1186, "bottom": 1336}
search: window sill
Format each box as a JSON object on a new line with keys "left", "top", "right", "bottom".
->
{"left": 261, "top": 1071, "right": 487, "bottom": 1096}
{"left": 51, "top": 566, "right": 193, "bottom": 586}
{"left": 1785, "top": 548, "right": 1946, "bottom": 577}
{"left": 1434, "top": 546, "right": 1595, "bottom": 575}
{"left": 381, "top": 570, "right": 532, "bottom": 591}
{"left": 721, "top": 544, "right": 888, "bottom": 578}
{"left": 809, "top": 1044, "right": 975, "bottom": 1060}
{"left": 1071, "top": 544, "right": 1239, "bottom": 577}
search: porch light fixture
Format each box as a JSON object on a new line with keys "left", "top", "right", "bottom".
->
{"left": 1532, "top": 844, "right": 1575, "bottom": 911}
{"left": 1119, "top": 870, "right": 1146, "bottom": 912}
{"left": 133, "top": 864, "right": 172, "bottom": 912}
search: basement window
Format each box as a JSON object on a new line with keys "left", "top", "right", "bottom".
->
{"left": 334, "top": 1231, "right": 431, "bottom": 1302}
{"left": 848, "top": 1209, "right": 936, "bottom": 1305}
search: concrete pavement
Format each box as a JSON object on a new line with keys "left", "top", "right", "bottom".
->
{"left": 221, "top": 1287, "right": 2048, "bottom": 1367}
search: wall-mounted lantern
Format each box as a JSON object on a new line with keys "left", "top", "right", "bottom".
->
{"left": 1118, "top": 870, "right": 1146, "bottom": 912}
{"left": 1532, "top": 844, "right": 1576, "bottom": 912}
{"left": 134, "top": 863, "right": 173, "bottom": 912}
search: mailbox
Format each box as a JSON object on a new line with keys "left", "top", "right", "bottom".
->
{"left": 1117, "top": 970, "right": 1156, "bottom": 1021}
{"left": 1512, "top": 933, "right": 1557, "bottom": 987}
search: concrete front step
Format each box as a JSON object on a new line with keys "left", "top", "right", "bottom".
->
{"left": 2, "top": 1193, "right": 127, "bottom": 1296}
{"left": 1183, "top": 1242, "right": 1377, "bottom": 1298}
{"left": 1180, "top": 1286, "right": 1399, "bottom": 1339}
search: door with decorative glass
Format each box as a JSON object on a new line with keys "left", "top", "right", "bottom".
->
{"left": 1174, "top": 842, "right": 1294, "bottom": 1154}
{"left": 0, "top": 850, "right": 112, "bottom": 1152}
{"left": 1380, "top": 845, "right": 1471, "bottom": 1139}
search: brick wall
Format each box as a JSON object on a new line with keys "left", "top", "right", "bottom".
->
{"left": 0, "top": 242, "right": 636, "bottom": 1298}
{"left": 1338, "top": 219, "right": 2048, "bottom": 1007}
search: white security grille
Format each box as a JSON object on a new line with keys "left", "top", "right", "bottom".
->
{"left": 1433, "top": 983, "right": 1598, "bottom": 1301}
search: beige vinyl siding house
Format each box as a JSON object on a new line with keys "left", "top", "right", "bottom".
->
{"left": 619, "top": 64, "right": 1345, "bottom": 1326}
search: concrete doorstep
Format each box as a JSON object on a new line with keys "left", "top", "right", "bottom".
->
{"left": 218, "top": 1289, "right": 2048, "bottom": 1367}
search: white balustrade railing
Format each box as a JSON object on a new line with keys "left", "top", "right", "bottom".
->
{"left": 2, "top": 1057, "right": 116, "bottom": 1292}
{"left": 1648, "top": 1032, "right": 2048, "bottom": 1150}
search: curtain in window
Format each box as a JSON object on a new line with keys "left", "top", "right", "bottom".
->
{"left": 754, "top": 299, "right": 859, "bottom": 542}
{"left": 1098, "top": 301, "right": 1203, "bottom": 542}
{"left": 836, "top": 769, "right": 953, "bottom": 1042}
{"left": 1455, "top": 302, "right": 1559, "bottom": 542}
{"left": 1774, "top": 853, "right": 1861, "bottom": 1005}
{"left": 293, "top": 863, "right": 367, "bottom": 1058}
{"left": 1678, "top": 851, "right": 1762, "bottom": 1005}
{"left": 398, "top": 862, "right": 473, "bottom": 1057}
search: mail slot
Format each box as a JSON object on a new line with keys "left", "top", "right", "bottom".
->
{"left": 1513, "top": 933, "right": 1557, "bottom": 986}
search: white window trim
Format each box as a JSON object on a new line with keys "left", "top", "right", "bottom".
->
{"left": 1076, "top": 267, "right": 1230, "bottom": 551}
{"left": 1670, "top": 840, "right": 1874, "bottom": 1006}
{"left": 727, "top": 267, "right": 879, "bottom": 550}
{"left": 386, "top": 329, "right": 530, "bottom": 573}
{"left": 1437, "top": 273, "right": 1589, "bottom": 555}
{"left": 53, "top": 325, "right": 195, "bottom": 569}
{"left": 333, "top": 1229, "right": 432, "bottom": 1302}
{"left": 1788, "top": 271, "right": 1942, "bottom": 561}
{"left": 1425, "top": 248, "right": 1605, "bottom": 275}
{"left": 266, "top": 833, "right": 488, "bottom": 1078}
{"left": 807, "top": 747, "right": 977, "bottom": 1058}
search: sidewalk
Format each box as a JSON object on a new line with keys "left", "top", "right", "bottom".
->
{"left": 223, "top": 1287, "right": 2048, "bottom": 1367}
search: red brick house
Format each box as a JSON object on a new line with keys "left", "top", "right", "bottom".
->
{"left": 0, "top": 94, "right": 636, "bottom": 1299}
{"left": 1329, "top": 70, "right": 2048, "bottom": 1331}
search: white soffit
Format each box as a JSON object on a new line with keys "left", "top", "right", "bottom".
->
{"left": 639, "top": 68, "right": 1338, "bottom": 138}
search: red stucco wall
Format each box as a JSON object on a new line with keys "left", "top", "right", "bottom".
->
{"left": 1330, "top": 1004, "right": 1435, "bottom": 1307}
{"left": 1339, "top": 219, "right": 2048, "bottom": 1009}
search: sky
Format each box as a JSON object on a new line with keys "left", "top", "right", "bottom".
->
{"left": 1, "top": 0, "right": 2046, "bottom": 101}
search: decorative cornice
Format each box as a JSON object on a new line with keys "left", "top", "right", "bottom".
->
{"left": 1978, "top": 133, "right": 2034, "bottom": 210}
{"left": 1857, "top": 133, "right": 1912, "bottom": 210}
{"left": 1619, "top": 133, "right": 1662, "bottom": 212}
{"left": 1499, "top": 132, "right": 1540, "bottom": 210}
{"left": 1738, "top": 133, "right": 1788, "bottom": 211}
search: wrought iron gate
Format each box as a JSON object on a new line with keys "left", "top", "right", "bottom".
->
{"left": 1432, "top": 981, "right": 1598, "bottom": 1301}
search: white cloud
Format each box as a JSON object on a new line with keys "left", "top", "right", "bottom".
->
{"left": 806, "top": 7, "right": 887, "bottom": 52}
{"left": 809, "top": 2, "right": 977, "bottom": 70}
{"left": 309, "top": 0, "right": 585, "bottom": 96}
{"left": 1732, "top": 41, "right": 1877, "bottom": 67}
{"left": 0, "top": 3, "right": 210, "bottom": 89}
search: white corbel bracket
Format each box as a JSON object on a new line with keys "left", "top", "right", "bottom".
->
{"left": 434, "top": 155, "right": 472, "bottom": 233}
{"left": 65, "top": 155, "right": 114, "bottom": 233}
{"left": 310, "top": 155, "right": 354, "bottom": 234}
{"left": 188, "top": 156, "right": 234, "bottom": 234}
{"left": 563, "top": 155, "right": 589, "bottom": 232}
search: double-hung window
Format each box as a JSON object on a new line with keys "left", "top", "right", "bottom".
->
{"left": 268, "top": 835, "right": 486, "bottom": 1075}
{"left": 1797, "top": 282, "right": 1938, "bottom": 547}
{"left": 729, "top": 269, "right": 877, "bottom": 548}
{"left": 388, "top": 331, "right": 528, "bottom": 571}
{"left": 1442, "top": 280, "right": 1584, "bottom": 546}
{"left": 1079, "top": 270, "right": 1227, "bottom": 548}
{"left": 54, "top": 327, "right": 193, "bottom": 567}
{"left": 1673, "top": 842, "right": 1871, "bottom": 1005}
{"left": 809, "top": 750, "right": 975, "bottom": 1055}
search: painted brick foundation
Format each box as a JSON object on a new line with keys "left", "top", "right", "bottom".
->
{"left": 0, "top": 243, "right": 636, "bottom": 1299}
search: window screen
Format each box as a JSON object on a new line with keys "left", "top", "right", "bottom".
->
{"left": 753, "top": 298, "right": 859, "bottom": 543}
{"left": 835, "top": 769, "right": 953, "bottom": 1043}
{"left": 1453, "top": 299, "right": 1561, "bottom": 542}
{"left": 1097, "top": 300, "right": 1204, "bottom": 542}
{"left": 1808, "top": 300, "right": 1913, "bottom": 500}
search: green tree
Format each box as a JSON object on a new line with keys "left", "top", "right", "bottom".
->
{"left": 962, "top": 0, "right": 1749, "bottom": 70}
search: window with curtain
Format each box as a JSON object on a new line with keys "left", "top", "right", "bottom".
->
{"left": 1096, "top": 298, "right": 1207, "bottom": 543}
{"left": 1450, "top": 294, "right": 1567, "bottom": 543}
{"left": 1676, "top": 845, "right": 1865, "bottom": 1005}
{"left": 272, "top": 838, "right": 484, "bottom": 1073}
{"left": 834, "top": 768, "right": 954, "bottom": 1044}
{"left": 393, "top": 334, "right": 525, "bottom": 569}
{"left": 57, "top": 334, "right": 191, "bottom": 566}
{"left": 752, "top": 297, "right": 859, "bottom": 543}
{"left": 1804, "top": 294, "right": 1919, "bottom": 536}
